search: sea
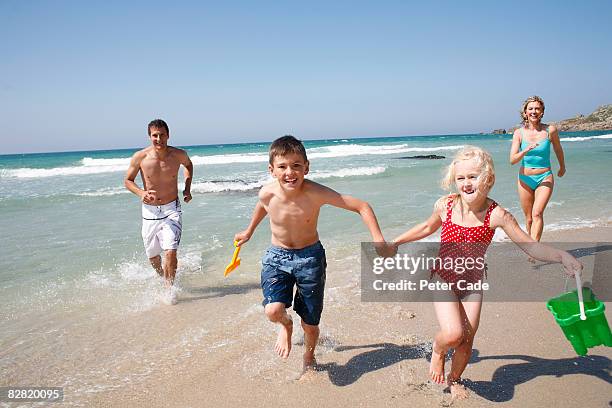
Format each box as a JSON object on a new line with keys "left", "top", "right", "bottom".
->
{"left": 1, "top": 131, "right": 611, "bottom": 403}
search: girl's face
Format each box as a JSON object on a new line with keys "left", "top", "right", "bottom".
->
{"left": 525, "top": 101, "right": 544, "bottom": 123}
{"left": 453, "top": 158, "right": 490, "bottom": 204}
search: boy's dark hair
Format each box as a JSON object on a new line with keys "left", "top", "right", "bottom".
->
{"left": 148, "top": 119, "right": 169, "bottom": 135}
{"left": 269, "top": 135, "right": 308, "bottom": 164}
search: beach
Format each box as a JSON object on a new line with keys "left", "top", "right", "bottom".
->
{"left": 77, "top": 226, "right": 611, "bottom": 408}
{"left": 1, "top": 133, "right": 611, "bottom": 407}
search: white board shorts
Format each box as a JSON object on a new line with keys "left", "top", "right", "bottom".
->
{"left": 141, "top": 199, "right": 182, "bottom": 258}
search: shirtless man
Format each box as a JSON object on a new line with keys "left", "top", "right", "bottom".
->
{"left": 234, "top": 135, "right": 391, "bottom": 373}
{"left": 124, "top": 119, "right": 193, "bottom": 304}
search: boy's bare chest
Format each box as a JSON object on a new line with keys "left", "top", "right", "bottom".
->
{"left": 268, "top": 197, "right": 319, "bottom": 225}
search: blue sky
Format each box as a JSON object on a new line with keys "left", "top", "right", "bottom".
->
{"left": 1, "top": 0, "right": 611, "bottom": 154}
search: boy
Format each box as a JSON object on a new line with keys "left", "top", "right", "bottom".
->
{"left": 124, "top": 119, "right": 193, "bottom": 305}
{"left": 234, "top": 135, "right": 390, "bottom": 371}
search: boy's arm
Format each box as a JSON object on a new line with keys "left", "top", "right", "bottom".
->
{"left": 180, "top": 150, "right": 194, "bottom": 203}
{"left": 491, "top": 207, "right": 582, "bottom": 276}
{"left": 124, "top": 152, "right": 152, "bottom": 203}
{"left": 317, "top": 184, "right": 386, "bottom": 244}
{"left": 234, "top": 200, "right": 268, "bottom": 246}
{"left": 392, "top": 200, "right": 443, "bottom": 246}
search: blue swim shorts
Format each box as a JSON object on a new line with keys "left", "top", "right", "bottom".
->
{"left": 261, "top": 241, "right": 327, "bottom": 326}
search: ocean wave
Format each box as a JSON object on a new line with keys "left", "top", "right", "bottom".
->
{"left": 0, "top": 143, "right": 458, "bottom": 179}
{"left": 306, "top": 143, "right": 464, "bottom": 159}
{"left": 0, "top": 164, "right": 128, "bottom": 178}
{"left": 560, "top": 134, "right": 612, "bottom": 142}
{"left": 74, "top": 188, "right": 128, "bottom": 197}
{"left": 190, "top": 166, "right": 387, "bottom": 193}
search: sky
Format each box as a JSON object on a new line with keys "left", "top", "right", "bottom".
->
{"left": 1, "top": 0, "right": 611, "bottom": 154}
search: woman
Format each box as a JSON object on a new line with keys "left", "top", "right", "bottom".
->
{"left": 510, "top": 96, "right": 566, "bottom": 243}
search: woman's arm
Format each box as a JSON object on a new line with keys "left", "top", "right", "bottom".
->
{"left": 509, "top": 129, "right": 537, "bottom": 165}
{"left": 549, "top": 125, "right": 566, "bottom": 177}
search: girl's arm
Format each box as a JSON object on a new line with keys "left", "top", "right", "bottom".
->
{"left": 549, "top": 125, "right": 566, "bottom": 177}
{"left": 391, "top": 198, "right": 444, "bottom": 248}
{"left": 490, "top": 207, "right": 582, "bottom": 276}
{"left": 509, "top": 129, "right": 537, "bottom": 165}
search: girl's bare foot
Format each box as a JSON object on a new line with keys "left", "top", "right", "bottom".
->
{"left": 274, "top": 316, "right": 293, "bottom": 358}
{"left": 429, "top": 342, "right": 445, "bottom": 384}
{"left": 448, "top": 376, "right": 469, "bottom": 400}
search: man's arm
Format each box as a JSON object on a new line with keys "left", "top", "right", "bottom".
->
{"left": 124, "top": 151, "right": 156, "bottom": 203}
{"left": 180, "top": 150, "right": 193, "bottom": 202}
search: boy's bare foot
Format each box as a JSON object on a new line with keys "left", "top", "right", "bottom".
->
{"left": 448, "top": 377, "right": 469, "bottom": 400}
{"left": 303, "top": 353, "right": 317, "bottom": 372}
{"left": 274, "top": 315, "right": 293, "bottom": 358}
{"left": 429, "top": 342, "right": 445, "bottom": 384}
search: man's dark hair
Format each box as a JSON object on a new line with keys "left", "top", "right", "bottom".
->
{"left": 148, "top": 119, "right": 169, "bottom": 135}
{"left": 269, "top": 135, "right": 308, "bottom": 164}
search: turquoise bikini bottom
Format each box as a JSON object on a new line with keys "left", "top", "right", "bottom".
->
{"left": 519, "top": 170, "right": 553, "bottom": 190}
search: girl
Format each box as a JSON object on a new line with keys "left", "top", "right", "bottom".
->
{"left": 390, "top": 146, "right": 581, "bottom": 400}
{"left": 510, "top": 96, "right": 566, "bottom": 244}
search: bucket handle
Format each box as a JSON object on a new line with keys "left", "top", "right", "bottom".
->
{"left": 565, "top": 272, "right": 587, "bottom": 321}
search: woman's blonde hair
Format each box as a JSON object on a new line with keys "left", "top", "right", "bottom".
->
{"left": 441, "top": 146, "right": 496, "bottom": 192}
{"left": 520, "top": 95, "right": 545, "bottom": 124}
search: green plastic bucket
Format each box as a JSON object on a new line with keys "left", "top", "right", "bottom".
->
{"left": 546, "top": 287, "right": 612, "bottom": 355}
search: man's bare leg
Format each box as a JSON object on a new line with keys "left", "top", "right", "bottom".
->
{"left": 149, "top": 255, "right": 164, "bottom": 277}
{"left": 163, "top": 249, "right": 178, "bottom": 286}
{"left": 265, "top": 302, "right": 293, "bottom": 358}
{"left": 301, "top": 320, "right": 319, "bottom": 371}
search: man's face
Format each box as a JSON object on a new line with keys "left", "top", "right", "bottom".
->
{"left": 269, "top": 153, "right": 309, "bottom": 191}
{"left": 149, "top": 127, "right": 169, "bottom": 149}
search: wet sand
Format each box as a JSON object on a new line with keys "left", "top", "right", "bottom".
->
{"left": 83, "top": 225, "right": 611, "bottom": 408}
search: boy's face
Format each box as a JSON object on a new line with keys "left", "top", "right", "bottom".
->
{"left": 149, "top": 126, "right": 169, "bottom": 150}
{"left": 269, "top": 153, "right": 309, "bottom": 191}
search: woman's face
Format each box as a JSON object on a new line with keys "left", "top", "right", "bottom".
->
{"left": 525, "top": 101, "right": 544, "bottom": 123}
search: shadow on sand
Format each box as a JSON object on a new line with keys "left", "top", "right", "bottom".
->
{"left": 317, "top": 343, "right": 611, "bottom": 403}
{"left": 179, "top": 282, "right": 261, "bottom": 303}
{"left": 462, "top": 349, "right": 611, "bottom": 402}
{"left": 317, "top": 342, "right": 428, "bottom": 386}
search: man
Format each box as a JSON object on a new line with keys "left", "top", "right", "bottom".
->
{"left": 124, "top": 119, "right": 193, "bottom": 304}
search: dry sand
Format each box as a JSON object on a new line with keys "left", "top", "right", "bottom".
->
{"left": 86, "top": 226, "right": 611, "bottom": 408}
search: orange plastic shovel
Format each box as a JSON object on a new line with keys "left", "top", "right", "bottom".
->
{"left": 224, "top": 240, "right": 241, "bottom": 276}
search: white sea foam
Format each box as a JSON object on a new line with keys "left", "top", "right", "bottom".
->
{"left": 189, "top": 166, "right": 387, "bottom": 193}
{"left": 1, "top": 143, "right": 458, "bottom": 179}
{"left": 74, "top": 187, "right": 128, "bottom": 197}
{"left": 560, "top": 134, "right": 612, "bottom": 142}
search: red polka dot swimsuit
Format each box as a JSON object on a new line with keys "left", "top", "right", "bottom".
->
{"left": 431, "top": 195, "right": 498, "bottom": 297}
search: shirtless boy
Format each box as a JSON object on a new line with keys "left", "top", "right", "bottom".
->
{"left": 124, "top": 119, "right": 193, "bottom": 304}
{"left": 234, "top": 135, "right": 391, "bottom": 371}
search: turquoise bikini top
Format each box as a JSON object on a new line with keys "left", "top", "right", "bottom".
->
{"left": 520, "top": 127, "right": 551, "bottom": 168}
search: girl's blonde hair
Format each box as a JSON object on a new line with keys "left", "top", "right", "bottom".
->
{"left": 520, "top": 95, "right": 545, "bottom": 124}
{"left": 441, "top": 146, "right": 496, "bottom": 192}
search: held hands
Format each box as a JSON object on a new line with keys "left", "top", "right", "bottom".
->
{"left": 374, "top": 241, "right": 398, "bottom": 258}
{"left": 183, "top": 189, "right": 192, "bottom": 203}
{"left": 234, "top": 230, "right": 252, "bottom": 247}
{"left": 561, "top": 251, "right": 582, "bottom": 277}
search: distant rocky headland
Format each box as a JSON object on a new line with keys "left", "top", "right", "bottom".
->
{"left": 491, "top": 104, "right": 612, "bottom": 134}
